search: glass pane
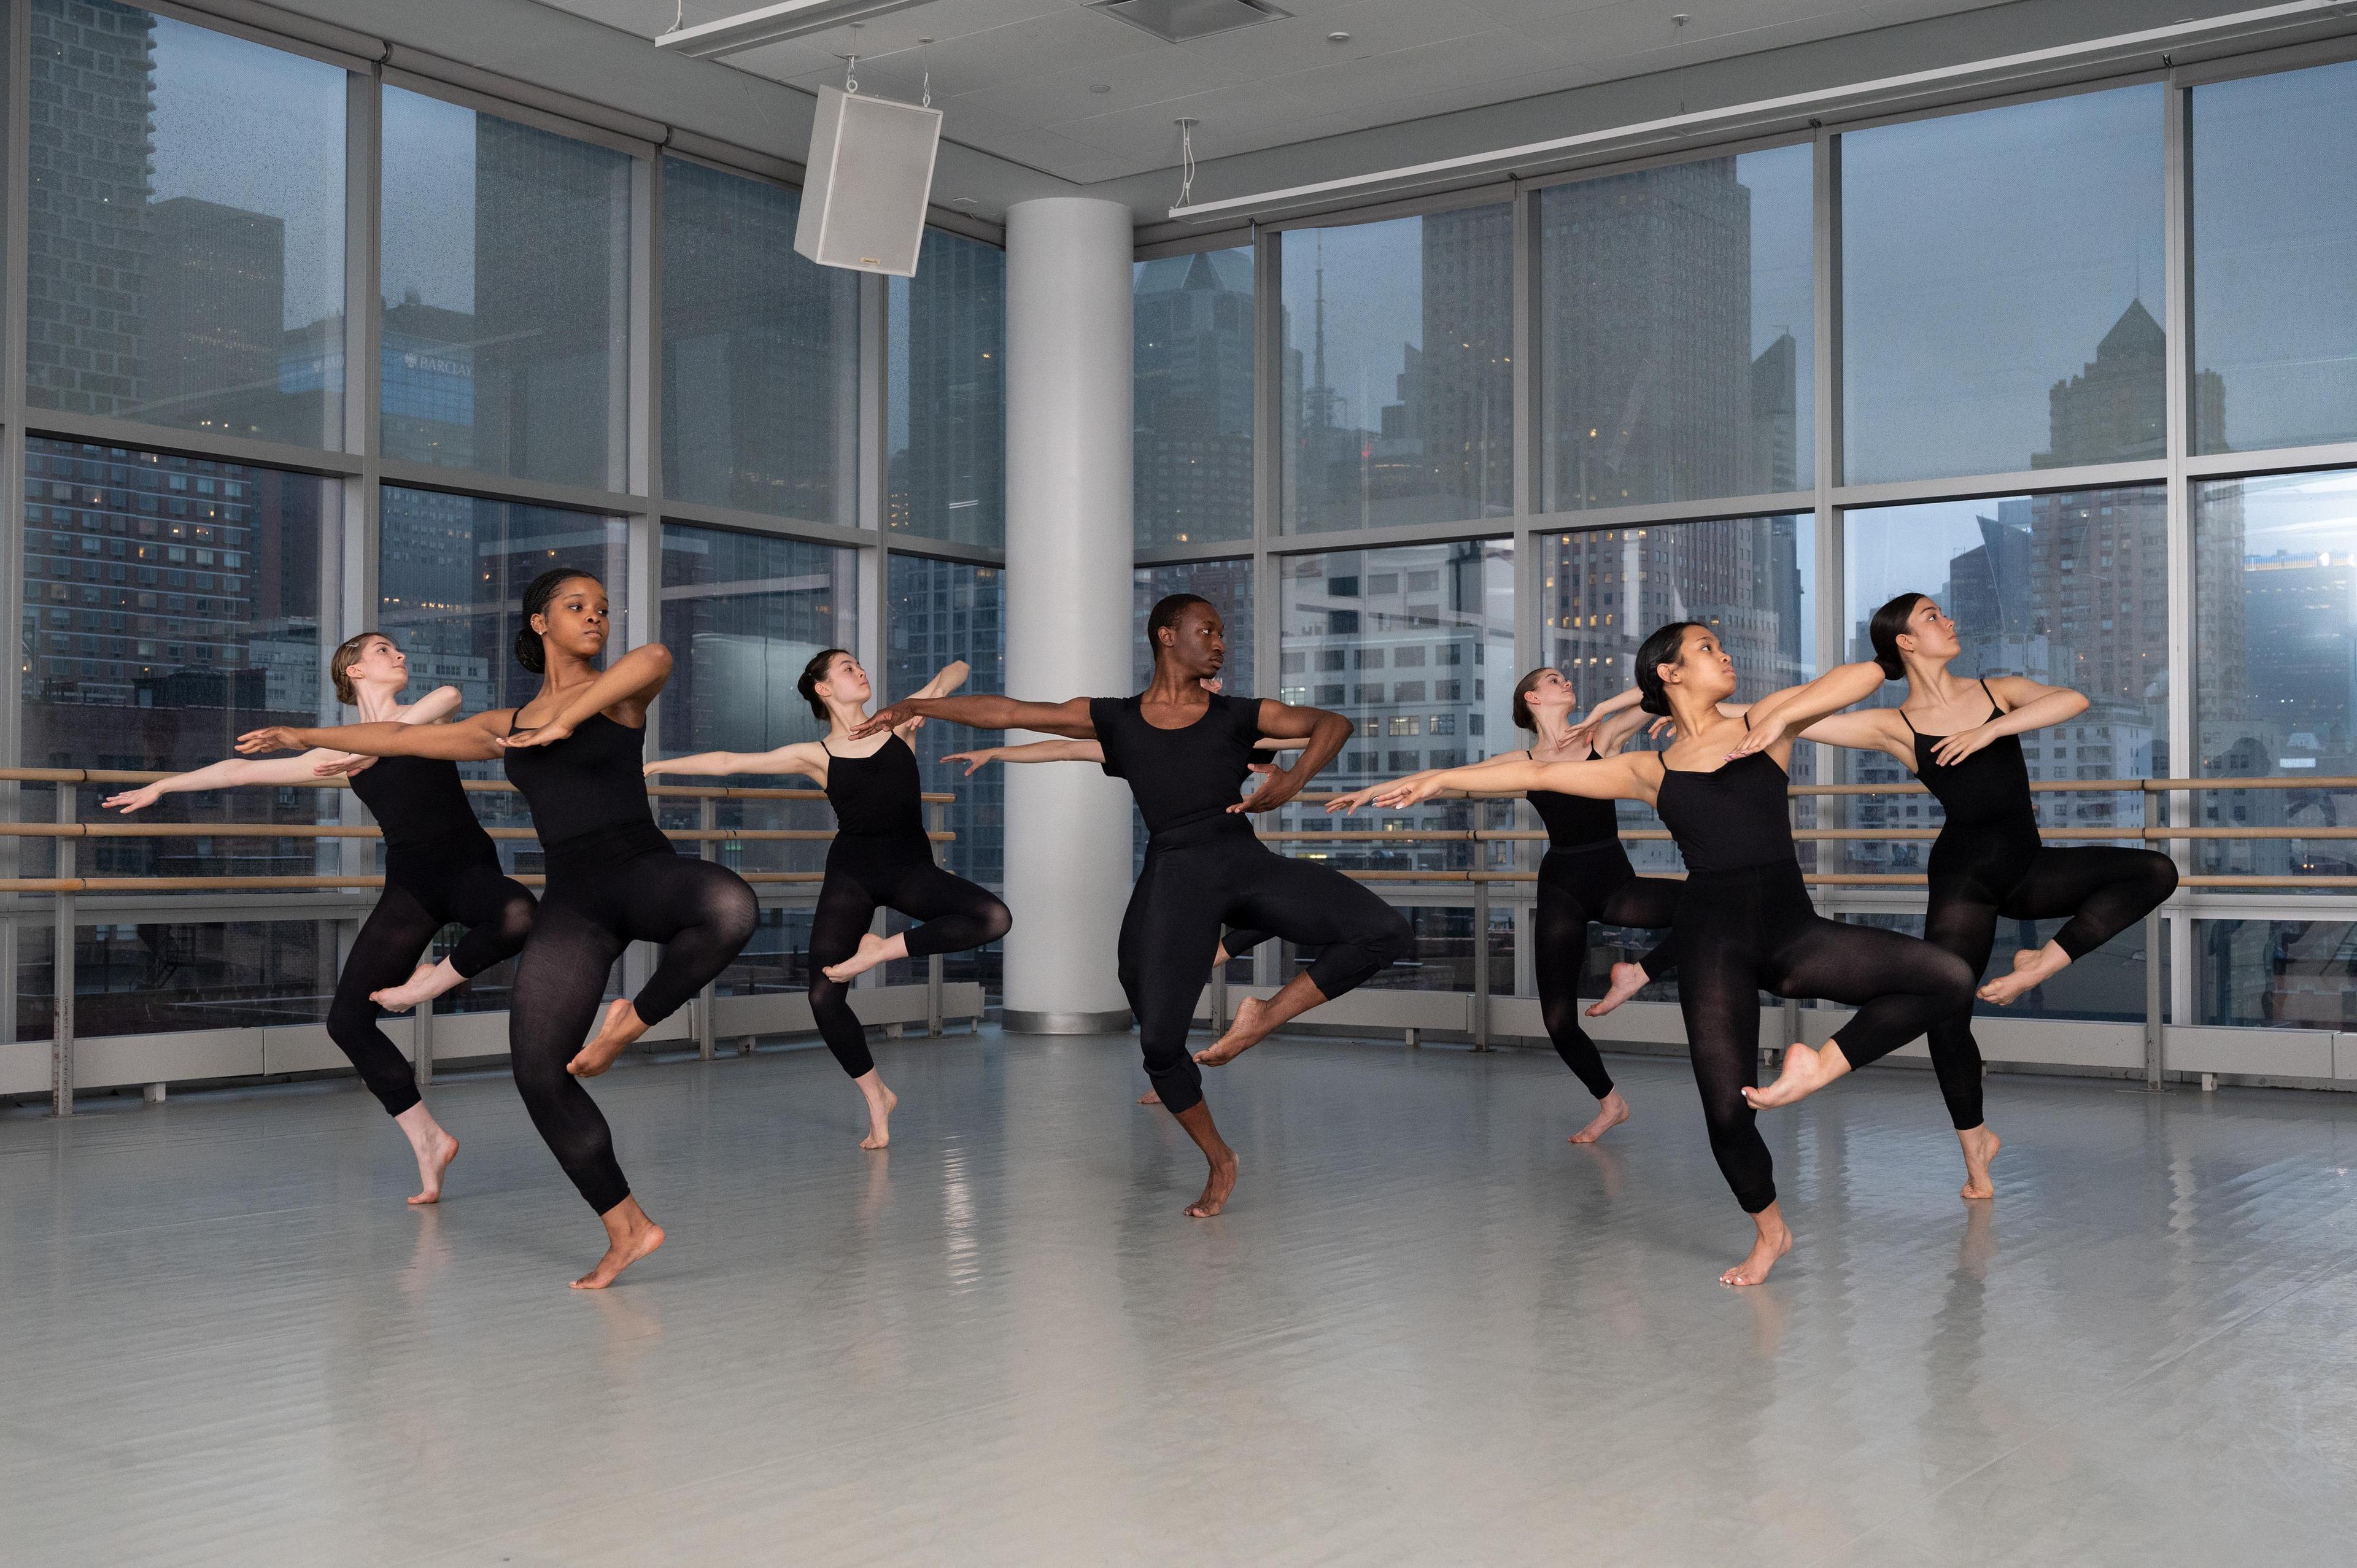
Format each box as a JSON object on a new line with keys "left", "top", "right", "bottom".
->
{"left": 1541, "top": 145, "right": 1813, "bottom": 509}
{"left": 1544, "top": 515, "right": 1817, "bottom": 873}
{"left": 1281, "top": 206, "right": 1514, "bottom": 531}
{"left": 1275, "top": 540, "right": 1516, "bottom": 870}
{"left": 2192, "top": 468, "right": 2357, "bottom": 882}
{"left": 884, "top": 556, "right": 1005, "bottom": 997}
{"left": 888, "top": 231, "right": 1005, "bottom": 548}
{"left": 1134, "top": 247, "right": 1255, "bottom": 549}
{"left": 1273, "top": 905, "right": 1501, "bottom": 994}
{"left": 376, "top": 485, "right": 629, "bottom": 862}
{"left": 1842, "top": 488, "right": 2166, "bottom": 878}
{"left": 23, "top": 438, "right": 340, "bottom": 873}
{"left": 662, "top": 158, "right": 859, "bottom": 520}
{"left": 2196, "top": 918, "right": 2357, "bottom": 1028}
{"left": 659, "top": 523, "right": 856, "bottom": 762}
{"left": 47, "top": 919, "right": 343, "bottom": 1038}
{"left": 381, "top": 86, "right": 631, "bottom": 489}
{"left": 1842, "top": 86, "right": 2165, "bottom": 482}
{"left": 28, "top": 1, "right": 346, "bottom": 446}
{"left": 1841, "top": 910, "right": 2150, "bottom": 1024}
{"left": 2192, "top": 61, "right": 2357, "bottom": 454}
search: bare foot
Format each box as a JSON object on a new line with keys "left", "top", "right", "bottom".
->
{"left": 1977, "top": 944, "right": 2069, "bottom": 1006}
{"left": 567, "top": 997, "right": 646, "bottom": 1079}
{"left": 1193, "top": 996, "right": 1275, "bottom": 1068}
{"left": 572, "top": 1199, "right": 665, "bottom": 1290}
{"left": 858, "top": 1078, "right": 899, "bottom": 1150}
{"left": 1585, "top": 961, "right": 1649, "bottom": 1019}
{"left": 1957, "top": 1124, "right": 2002, "bottom": 1200}
{"left": 371, "top": 960, "right": 460, "bottom": 1014}
{"left": 1567, "top": 1089, "right": 1630, "bottom": 1145}
{"left": 1187, "top": 1149, "right": 1239, "bottom": 1218}
{"left": 823, "top": 932, "right": 892, "bottom": 985}
{"left": 1720, "top": 1208, "right": 1793, "bottom": 1286}
{"left": 407, "top": 1129, "right": 459, "bottom": 1206}
{"left": 1137, "top": 1088, "right": 1162, "bottom": 1105}
{"left": 1742, "top": 1040, "right": 1852, "bottom": 1111}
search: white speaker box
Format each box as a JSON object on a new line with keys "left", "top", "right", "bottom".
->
{"left": 794, "top": 85, "right": 943, "bottom": 277}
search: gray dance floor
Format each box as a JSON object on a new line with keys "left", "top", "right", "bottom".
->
{"left": 6, "top": 1027, "right": 2355, "bottom": 1566}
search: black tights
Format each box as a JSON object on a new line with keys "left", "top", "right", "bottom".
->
{"left": 1676, "top": 863, "right": 1975, "bottom": 1213}
{"left": 1122, "top": 819, "right": 1411, "bottom": 1114}
{"left": 1533, "top": 846, "right": 1683, "bottom": 1101}
{"left": 509, "top": 849, "right": 759, "bottom": 1214}
{"left": 808, "top": 836, "right": 1010, "bottom": 1078}
{"left": 326, "top": 855, "right": 533, "bottom": 1118}
{"left": 1919, "top": 840, "right": 2178, "bottom": 1129}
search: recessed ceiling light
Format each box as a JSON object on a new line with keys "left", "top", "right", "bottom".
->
{"left": 951, "top": 196, "right": 978, "bottom": 205}
{"left": 1328, "top": 31, "right": 1350, "bottom": 43}
{"left": 1090, "top": 82, "right": 1112, "bottom": 93}
{"left": 1090, "top": 1, "right": 1290, "bottom": 45}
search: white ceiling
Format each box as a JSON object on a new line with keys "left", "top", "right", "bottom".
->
{"left": 536, "top": 0, "right": 2016, "bottom": 184}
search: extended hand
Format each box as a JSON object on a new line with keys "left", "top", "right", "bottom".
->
{"left": 1370, "top": 776, "right": 1443, "bottom": 809}
{"left": 496, "top": 719, "right": 574, "bottom": 751}
{"left": 941, "top": 749, "right": 999, "bottom": 776}
{"left": 1930, "top": 724, "right": 1999, "bottom": 767}
{"left": 850, "top": 702, "right": 918, "bottom": 740}
{"left": 1231, "top": 763, "right": 1299, "bottom": 815}
{"left": 101, "top": 785, "right": 163, "bottom": 814}
{"left": 237, "top": 726, "right": 307, "bottom": 755}
{"left": 1724, "top": 714, "right": 1788, "bottom": 760}
{"left": 313, "top": 754, "right": 373, "bottom": 778}
{"left": 1323, "top": 783, "right": 1384, "bottom": 814}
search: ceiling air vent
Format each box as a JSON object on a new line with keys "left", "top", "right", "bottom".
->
{"left": 1089, "top": 0, "right": 1290, "bottom": 45}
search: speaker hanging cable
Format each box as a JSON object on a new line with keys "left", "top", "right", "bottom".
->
{"left": 843, "top": 20, "right": 861, "bottom": 95}
{"left": 1175, "top": 118, "right": 1198, "bottom": 209}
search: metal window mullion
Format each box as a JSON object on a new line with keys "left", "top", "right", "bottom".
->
{"left": 1253, "top": 222, "right": 1280, "bottom": 709}
{"left": 1813, "top": 126, "right": 1845, "bottom": 866}
{"left": 1, "top": 0, "right": 34, "bottom": 1046}
{"left": 858, "top": 271, "right": 887, "bottom": 682}
{"left": 1510, "top": 178, "right": 1535, "bottom": 522}
{"left": 2164, "top": 73, "right": 2197, "bottom": 1032}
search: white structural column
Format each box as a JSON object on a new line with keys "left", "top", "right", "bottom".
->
{"left": 1000, "top": 198, "right": 1136, "bottom": 1032}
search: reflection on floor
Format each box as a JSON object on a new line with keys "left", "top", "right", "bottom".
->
{"left": 5, "top": 1029, "right": 2356, "bottom": 1567}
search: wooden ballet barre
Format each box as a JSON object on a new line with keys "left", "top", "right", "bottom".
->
{"left": 0, "top": 768, "right": 953, "bottom": 805}
{"left": 0, "top": 821, "right": 953, "bottom": 844}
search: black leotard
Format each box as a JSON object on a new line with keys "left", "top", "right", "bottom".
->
{"left": 326, "top": 753, "right": 533, "bottom": 1119}
{"left": 1093, "top": 692, "right": 1410, "bottom": 1114}
{"left": 501, "top": 711, "right": 756, "bottom": 1215}
{"left": 1655, "top": 728, "right": 1973, "bottom": 1213}
{"left": 1525, "top": 748, "right": 1679, "bottom": 1102}
{"left": 1902, "top": 681, "right": 2177, "bottom": 1130}
{"left": 806, "top": 734, "right": 1009, "bottom": 1079}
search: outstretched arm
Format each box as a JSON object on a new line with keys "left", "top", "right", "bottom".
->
{"left": 1730, "top": 661, "right": 1889, "bottom": 756}
{"left": 644, "top": 741, "right": 827, "bottom": 783}
{"left": 501, "top": 644, "right": 673, "bottom": 749}
{"left": 1795, "top": 705, "right": 1913, "bottom": 763}
{"left": 1325, "top": 745, "right": 1542, "bottom": 813}
{"left": 853, "top": 694, "right": 1095, "bottom": 741}
{"left": 1372, "top": 752, "right": 1657, "bottom": 809}
{"left": 940, "top": 738, "right": 1103, "bottom": 776}
{"left": 1929, "top": 678, "right": 2090, "bottom": 766}
{"left": 104, "top": 751, "right": 362, "bottom": 813}
{"left": 1237, "top": 700, "right": 1353, "bottom": 814}
{"left": 238, "top": 713, "right": 509, "bottom": 762}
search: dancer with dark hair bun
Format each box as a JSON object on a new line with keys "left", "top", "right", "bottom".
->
{"left": 1371, "top": 624, "right": 1975, "bottom": 1286}
{"left": 1727, "top": 592, "right": 2174, "bottom": 1197}
{"left": 107, "top": 632, "right": 530, "bottom": 1205}
{"left": 854, "top": 593, "right": 1412, "bottom": 1219}
{"left": 646, "top": 648, "right": 1008, "bottom": 1150}
{"left": 241, "top": 569, "right": 756, "bottom": 1289}
{"left": 1323, "top": 667, "right": 1673, "bottom": 1144}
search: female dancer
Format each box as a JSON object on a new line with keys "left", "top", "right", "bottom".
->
{"left": 1322, "top": 669, "right": 1673, "bottom": 1144}
{"left": 853, "top": 593, "right": 1411, "bottom": 1219}
{"left": 643, "top": 649, "right": 1009, "bottom": 1151}
{"left": 104, "top": 633, "right": 528, "bottom": 1205}
{"left": 1372, "top": 623, "right": 1974, "bottom": 1285}
{"left": 240, "top": 570, "right": 756, "bottom": 1289}
{"left": 1741, "top": 593, "right": 2175, "bottom": 1195}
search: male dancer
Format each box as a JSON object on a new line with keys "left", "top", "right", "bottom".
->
{"left": 856, "top": 595, "right": 1410, "bottom": 1217}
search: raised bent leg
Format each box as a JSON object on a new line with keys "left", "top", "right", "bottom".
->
{"left": 1776, "top": 916, "right": 1976, "bottom": 1072}
{"left": 891, "top": 860, "right": 1013, "bottom": 959}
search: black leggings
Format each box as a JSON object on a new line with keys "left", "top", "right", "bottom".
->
{"left": 1121, "top": 819, "right": 1412, "bottom": 1114}
{"left": 327, "top": 851, "right": 534, "bottom": 1118}
{"left": 1918, "top": 834, "right": 2178, "bottom": 1129}
{"left": 509, "top": 848, "right": 759, "bottom": 1214}
{"left": 1676, "top": 862, "right": 1975, "bottom": 1213}
{"left": 1533, "top": 844, "right": 1683, "bottom": 1101}
{"left": 808, "top": 835, "right": 1011, "bottom": 1077}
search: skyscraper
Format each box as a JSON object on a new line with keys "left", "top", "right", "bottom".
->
{"left": 1133, "top": 249, "right": 1254, "bottom": 547}
{"left": 888, "top": 232, "right": 1006, "bottom": 544}
{"left": 147, "top": 196, "right": 285, "bottom": 436}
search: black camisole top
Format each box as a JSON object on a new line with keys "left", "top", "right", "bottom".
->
{"left": 1527, "top": 747, "right": 1619, "bottom": 850}
{"left": 1654, "top": 719, "right": 1795, "bottom": 874}
{"left": 347, "top": 753, "right": 496, "bottom": 859}
{"left": 822, "top": 733, "right": 928, "bottom": 841}
{"left": 501, "top": 711, "right": 670, "bottom": 862}
{"left": 1906, "top": 679, "right": 2037, "bottom": 836}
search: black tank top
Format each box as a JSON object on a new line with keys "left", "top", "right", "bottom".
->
{"left": 1906, "top": 679, "right": 2037, "bottom": 834}
{"left": 347, "top": 753, "right": 495, "bottom": 857}
{"left": 501, "top": 710, "right": 668, "bottom": 857}
{"left": 822, "top": 733, "right": 927, "bottom": 841}
{"left": 1527, "top": 747, "right": 1619, "bottom": 849}
{"left": 1654, "top": 721, "right": 1795, "bottom": 873}
{"left": 1089, "top": 692, "right": 1262, "bottom": 838}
